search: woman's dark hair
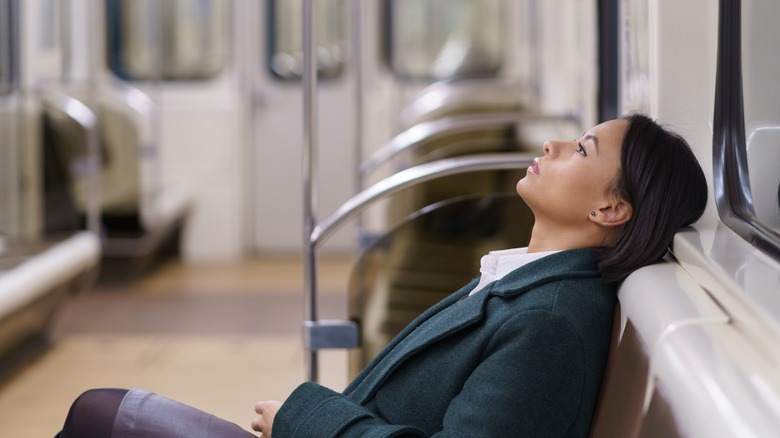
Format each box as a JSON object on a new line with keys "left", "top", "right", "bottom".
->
{"left": 595, "top": 114, "right": 708, "bottom": 283}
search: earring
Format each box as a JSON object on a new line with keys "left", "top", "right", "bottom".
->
{"left": 590, "top": 211, "right": 596, "bottom": 216}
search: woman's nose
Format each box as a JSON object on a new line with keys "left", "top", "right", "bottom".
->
{"left": 543, "top": 140, "right": 560, "bottom": 158}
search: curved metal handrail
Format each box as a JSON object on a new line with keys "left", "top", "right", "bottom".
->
{"left": 312, "top": 152, "right": 534, "bottom": 247}
{"left": 398, "top": 80, "right": 528, "bottom": 129}
{"left": 43, "top": 90, "right": 98, "bottom": 135}
{"left": 360, "top": 111, "right": 577, "bottom": 176}
{"left": 41, "top": 89, "right": 101, "bottom": 235}
{"left": 103, "top": 80, "right": 159, "bottom": 120}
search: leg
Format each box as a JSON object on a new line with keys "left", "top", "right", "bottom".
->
{"left": 58, "top": 388, "right": 128, "bottom": 438}
{"left": 57, "top": 388, "right": 256, "bottom": 438}
{"left": 111, "top": 388, "right": 256, "bottom": 438}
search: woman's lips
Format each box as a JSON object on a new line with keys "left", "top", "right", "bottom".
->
{"left": 528, "top": 158, "right": 540, "bottom": 175}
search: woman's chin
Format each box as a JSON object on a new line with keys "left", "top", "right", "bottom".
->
{"left": 516, "top": 182, "right": 531, "bottom": 202}
{"left": 516, "top": 177, "right": 532, "bottom": 196}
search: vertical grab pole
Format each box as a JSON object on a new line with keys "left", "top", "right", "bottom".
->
{"left": 84, "top": 0, "right": 101, "bottom": 235}
{"left": 352, "top": 0, "right": 364, "bottom": 198}
{"left": 302, "top": 0, "right": 319, "bottom": 382}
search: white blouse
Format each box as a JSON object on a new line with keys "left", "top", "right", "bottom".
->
{"left": 469, "top": 247, "right": 560, "bottom": 296}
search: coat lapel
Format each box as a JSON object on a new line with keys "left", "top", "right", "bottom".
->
{"left": 349, "top": 248, "right": 601, "bottom": 403}
{"left": 349, "top": 284, "right": 489, "bottom": 403}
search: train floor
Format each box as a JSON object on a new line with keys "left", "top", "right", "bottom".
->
{"left": 0, "top": 256, "right": 353, "bottom": 437}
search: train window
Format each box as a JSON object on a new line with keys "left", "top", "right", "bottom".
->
{"left": 268, "top": 0, "right": 347, "bottom": 80}
{"left": 0, "top": 0, "right": 17, "bottom": 95}
{"left": 714, "top": 0, "right": 780, "bottom": 259}
{"left": 385, "top": 0, "right": 504, "bottom": 81}
{"left": 105, "top": 0, "right": 229, "bottom": 81}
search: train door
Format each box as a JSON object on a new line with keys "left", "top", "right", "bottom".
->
{"left": 104, "top": 0, "right": 243, "bottom": 262}
{"left": 245, "top": 0, "right": 355, "bottom": 254}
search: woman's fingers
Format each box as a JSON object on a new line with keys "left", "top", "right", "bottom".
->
{"left": 250, "top": 416, "right": 262, "bottom": 432}
{"left": 252, "top": 400, "right": 282, "bottom": 436}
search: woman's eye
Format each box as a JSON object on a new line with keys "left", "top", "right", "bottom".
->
{"left": 577, "top": 143, "right": 588, "bottom": 157}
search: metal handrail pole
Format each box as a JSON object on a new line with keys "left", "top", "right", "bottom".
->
{"left": 311, "top": 153, "right": 534, "bottom": 247}
{"left": 302, "top": 0, "right": 319, "bottom": 383}
{"left": 84, "top": 0, "right": 101, "bottom": 236}
{"left": 359, "top": 112, "right": 578, "bottom": 176}
{"left": 3, "top": 0, "right": 21, "bottom": 236}
{"left": 147, "top": 0, "right": 164, "bottom": 229}
{"left": 352, "top": 0, "right": 364, "bottom": 195}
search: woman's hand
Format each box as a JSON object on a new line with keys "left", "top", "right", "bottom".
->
{"left": 251, "top": 400, "right": 282, "bottom": 437}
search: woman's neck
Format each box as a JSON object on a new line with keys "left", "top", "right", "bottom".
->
{"left": 527, "top": 221, "right": 610, "bottom": 253}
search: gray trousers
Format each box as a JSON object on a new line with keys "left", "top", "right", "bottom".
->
{"left": 112, "top": 388, "right": 256, "bottom": 438}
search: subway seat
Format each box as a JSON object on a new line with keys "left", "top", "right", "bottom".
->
{"left": 43, "top": 89, "right": 191, "bottom": 278}
{"left": 0, "top": 232, "right": 100, "bottom": 361}
{"left": 589, "top": 242, "right": 780, "bottom": 437}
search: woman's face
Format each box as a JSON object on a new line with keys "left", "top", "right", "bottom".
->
{"left": 516, "top": 119, "right": 629, "bottom": 226}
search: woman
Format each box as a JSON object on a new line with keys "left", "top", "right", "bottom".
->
{"left": 56, "top": 114, "right": 708, "bottom": 437}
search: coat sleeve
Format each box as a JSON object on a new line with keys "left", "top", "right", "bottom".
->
{"left": 272, "top": 382, "right": 427, "bottom": 437}
{"left": 273, "top": 309, "right": 586, "bottom": 437}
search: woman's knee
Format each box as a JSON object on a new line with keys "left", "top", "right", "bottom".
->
{"left": 71, "top": 388, "right": 128, "bottom": 412}
{"left": 60, "top": 388, "right": 129, "bottom": 438}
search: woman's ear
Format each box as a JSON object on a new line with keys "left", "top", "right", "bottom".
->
{"left": 591, "top": 199, "right": 632, "bottom": 227}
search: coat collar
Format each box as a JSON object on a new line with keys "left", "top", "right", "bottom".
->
{"left": 347, "top": 248, "right": 604, "bottom": 402}
{"left": 487, "top": 247, "right": 602, "bottom": 296}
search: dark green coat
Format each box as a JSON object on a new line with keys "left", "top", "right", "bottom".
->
{"left": 274, "top": 248, "right": 616, "bottom": 437}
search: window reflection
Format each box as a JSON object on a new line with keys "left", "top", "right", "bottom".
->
{"left": 106, "top": 0, "right": 229, "bottom": 81}
{"left": 387, "top": 0, "right": 504, "bottom": 81}
{"left": 742, "top": 0, "right": 780, "bottom": 234}
{"left": 268, "top": 0, "right": 347, "bottom": 80}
